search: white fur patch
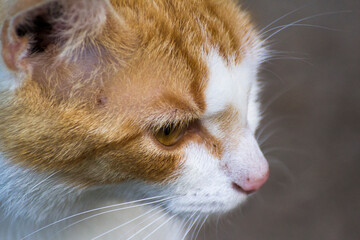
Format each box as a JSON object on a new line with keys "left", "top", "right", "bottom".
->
{"left": 204, "top": 51, "right": 259, "bottom": 118}
{"left": 205, "top": 53, "right": 246, "bottom": 117}
{"left": 0, "top": 54, "right": 19, "bottom": 91}
{"left": 166, "top": 144, "right": 246, "bottom": 215}
{"left": 247, "top": 80, "right": 261, "bottom": 133}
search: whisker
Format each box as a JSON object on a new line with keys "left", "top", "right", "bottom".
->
{"left": 124, "top": 206, "right": 172, "bottom": 235}
{"left": 264, "top": 57, "right": 312, "bottom": 65}
{"left": 215, "top": 215, "right": 220, "bottom": 240}
{"left": 21, "top": 172, "right": 58, "bottom": 201}
{"left": 125, "top": 209, "right": 174, "bottom": 240}
{"left": 90, "top": 204, "right": 165, "bottom": 240}
{"left": 263, "top": 23, "right": 342, "bottom": 35}
{"left": 194, "top": 215, "right": 208, "bottom": 240}
{"left": 21, "top": 195, "right": 170, "bottom": 240}
{"left": 181, "top": 213, "right": 201, "bottom": 240}
{"left": 190, "top": 215, "right": 202, "bottom": 240}
{"left": 268, "top": 158, "right": 295, "bottom": 186}
{"left": 177, "top": 215, "right": 192, "bottom": 238}
{"left": 260, "top": 49, "right": 310, "bottom": 64}
{"left": 256, "top": 115, "right": 294, "bottom": 141}
{"left": 266, "top": 49, "right": 309, "bottom": 55}
{"left": 181, "top": 214, "right": 195, "bottom": 232}
{"left": 178, "top": 215, "right": 190, "bottom": 233}
{"left": 260, "top": 83, "right": 299, "bottom": 116}
{"left": 263, "top": 146, "right": 307, "bottom": 156}
{"left": 261, "top": 67, "right": 285, "bottom": 84}
{"left": 259, "top": 5, "right": 309, "bottom": 34}
{"left": 58, "top": 196, "right": 175, "bottom": 234}
{"left": 142, "top": 213, "right": 179, "bottom": 240}
{"left": 263, "top": 55, "right": 307, "bottom": 61}
{"left": 262, "top": 11, "right": 352, "bottom": 42}
{"left": 259, "top": 128, "right": 279, "bottom": 147}
{"left": 182, "top": 213, "right": 197, "bottom": 236}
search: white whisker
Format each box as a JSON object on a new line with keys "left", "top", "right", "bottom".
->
{"left": 263, "top": 23, "right": 342, "bottom": 35}
{"left": 262, "top": 11, "right": 352, "bottom": 42}
{"left": 121, "top": 206, "right": 173, "bottom": 237}
{"left": 256, "top": 115, "right": 294, "bottom": 141}
{"left": 259, "top": 128, "right": 279, "bottom": 147}
{"left": 261, "top": 67, "right": 285, "bottom": 84}
{"left": 181, "top": 213, "right": 201, "bottom": 240}
{"left": 21, "top": 195, "right": 170, "bottom": 240}
{"left": 181, "top": 213, "right": 197, "bottom": 238}
{"left": 58, "top": 196, "right": 175, "bottom": 233}
{"left": 142, "top": 213, "right": 179, "bottom": 240}
{"left": 215, "top": 215, "right": 220, "bottom": 240}
{"left": 260, "top": 83, "right": 299, "bottom": 116}
{"left": 268, "top": 158, "right": 295, "bottom": 186}
{"left": 90, "top": 204, "right": 165, "bottom": 240}
{"left": 264, "top": 57, "right": 311, "bottom": 65}
{"left": 21, "top": 172, "right": 58, "bottom": 201}
{"left": 194, "top": 215, "right": 208, "bottom": 240}
{"left": 259, "top": 5, "right": 309, "bottom": 34}
{"left": 190, "top": 215, "right": 202, "bottom": 240}
{"left": 178, "top": 216, "right": 190, "bottom": 233}
{"left": 263, "top": 147, "right": 307, "bottom": 156}
{"left": 125, "top": 209, "right": 174, "bottom": 240}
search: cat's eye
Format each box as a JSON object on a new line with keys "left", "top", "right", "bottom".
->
{"left": 154, "top": 124, "right": 185, "bottom": 146}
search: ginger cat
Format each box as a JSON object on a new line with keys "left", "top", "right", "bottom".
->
{"left": 0, "top": 0, "right": 269, "bottom": 239}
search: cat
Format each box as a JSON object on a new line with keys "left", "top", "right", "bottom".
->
{"left": 0, "top": 0, "right": 269, "bottom": 239}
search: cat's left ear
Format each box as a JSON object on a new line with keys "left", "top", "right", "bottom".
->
{"left": 1, "top": 0, "right": 112, "bottom": 72}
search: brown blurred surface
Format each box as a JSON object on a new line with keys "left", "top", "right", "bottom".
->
{"left": 200, "top": 0, "right": 360, "bottom": 239}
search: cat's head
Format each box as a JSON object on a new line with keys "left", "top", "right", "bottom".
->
{"left": 0, "top": 0, "right": 268, "bottom": 217}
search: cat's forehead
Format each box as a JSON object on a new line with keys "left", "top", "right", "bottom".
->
{"left": 105, "top": 0, "right": 261, "bottom": 125}
{"left": 204, "top": 51, "right": 260, "bottom": 119}
{"left": 107, "top": 52, "right": 257, "bottom": 131}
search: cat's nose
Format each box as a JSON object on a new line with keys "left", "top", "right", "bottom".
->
{"left": 232, "top": 167, "right": 269, "bottom": 194}
{"left": 222, "top": 128, "right": 270, "bottom": 194}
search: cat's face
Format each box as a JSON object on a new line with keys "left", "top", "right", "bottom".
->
{"left": 0, "top": 0, "right": 268, "bottom": 217}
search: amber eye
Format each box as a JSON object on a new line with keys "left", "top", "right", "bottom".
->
{"left": 154, "top": 124, "right": 185, "bottom": 146}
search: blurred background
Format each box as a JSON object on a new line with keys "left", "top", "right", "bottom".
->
{"left": 200, "top": 0, "right": 360, "bottom": 239}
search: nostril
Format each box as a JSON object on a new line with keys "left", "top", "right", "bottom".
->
{"left": 231, "top": 169, "right": 270, "bottom": 193}
{"left": 232, "top": 182, "right": 256, "bottom": 195}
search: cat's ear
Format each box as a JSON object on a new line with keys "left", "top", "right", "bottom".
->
{"left": 1, "top": 0, "right": 111, "bottom": 72}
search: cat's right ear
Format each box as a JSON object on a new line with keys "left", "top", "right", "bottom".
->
{"left": 1, "top": 0, "right": 124, "bottom": 73}
{"left": 1, "top": 18, "right": 29, "bottom": 72}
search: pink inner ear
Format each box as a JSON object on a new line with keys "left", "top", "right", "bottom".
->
{"left": 1, "top": 20, "right": 29, "bottom": 72}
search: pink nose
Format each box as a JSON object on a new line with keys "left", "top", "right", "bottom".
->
{"left": 224, "top": 128, "right": 270, "bottom": 194}
{"left": 233, "top": 168, "right": 269, "bottom": 194}
{"left": 233, "top": 170, "right": 270, "bottom": 194}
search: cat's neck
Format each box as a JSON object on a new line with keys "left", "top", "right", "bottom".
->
{"left": 0, "top": 152, "right": 83, "bottom": 222}
{"left": 0, "top": 153, "right": 184, "bottom": 240}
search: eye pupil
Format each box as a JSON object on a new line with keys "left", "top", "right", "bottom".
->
{"left": 164, "top": 126, "right": 172, "bottom": 136}
{"left": 154, "top": 123, "right": 185, "bottom": 147}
